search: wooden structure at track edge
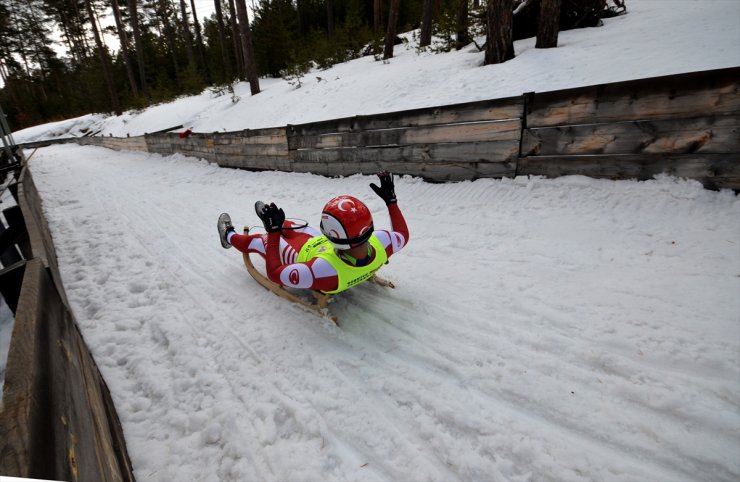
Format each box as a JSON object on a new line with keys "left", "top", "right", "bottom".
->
{"left": 21, "top": 67, "right": 739, "bottom": 190}
{"left": 0, "top": 166, "right": 136, "bottom": 482}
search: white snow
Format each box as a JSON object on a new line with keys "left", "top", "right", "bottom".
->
{"left": 28, "top": 146, "right": 740, "bottom": 481}
{"left": 8, "top": 0, "right": 740, "bottom": 480}
{"left": 12, "top": 0, "right": 740, "bottom": 142}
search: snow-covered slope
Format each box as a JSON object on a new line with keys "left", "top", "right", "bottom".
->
{"left": 13, "top": 0, "right": 740, "bottom": 142}
{"left": 28, "top": 144, "right": 740, "bottom": 481}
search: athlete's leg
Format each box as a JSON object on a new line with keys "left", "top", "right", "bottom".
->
{"left": 229, "top": 230, "right": 305, "bottom": 264}
{"left": 230, "top": 221, "right": 320, "bottom": 263}
{"left": 229, "top": 232, "right": 267, "bottom": 256}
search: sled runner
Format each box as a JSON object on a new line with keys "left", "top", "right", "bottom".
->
{"left": 243, "top": 250, "right": 338, "bottom": 323}
{"left": 242, "top": 230, "right": 396, "bottom": 325}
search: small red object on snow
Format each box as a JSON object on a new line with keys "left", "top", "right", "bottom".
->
{"left": 178, "top": 128, "right": 193, "bottom": 139}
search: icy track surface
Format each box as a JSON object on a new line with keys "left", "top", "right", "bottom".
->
{"left": 30, "top": 145, "right": 740, "bottom": 481}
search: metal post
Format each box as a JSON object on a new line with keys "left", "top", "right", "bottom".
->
{"left": 0, "top": 103, "right": 17, "bottom": 163}
{"left": 0, "top": 103, "right": 22, "bottom": 174}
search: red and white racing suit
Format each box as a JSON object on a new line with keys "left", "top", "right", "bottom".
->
{"left": 229, "top": 203, "right": 409, "bottom": 292}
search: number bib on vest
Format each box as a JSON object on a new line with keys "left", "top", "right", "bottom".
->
{"left": 297, "top": 235, "right": 388, "bottom": 294}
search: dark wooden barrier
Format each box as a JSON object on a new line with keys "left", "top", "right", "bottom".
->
{"left": 287, "top": 96, "right": 524, "bottom": 181}
{"left": 518, "top": 67, "right": 740, "bottom": 189}
{"left": 0, "top": 167, "right": 135, "bottom": 482}
{"left": 145, "top": 127, "right": 291, "bottom": 171}
{"left": 20, "top": 67, "right": 740, "bottom": 189}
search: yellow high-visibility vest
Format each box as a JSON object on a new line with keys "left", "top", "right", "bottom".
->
{"left": 297, "top": 235, "right": 388, "bottom": 294}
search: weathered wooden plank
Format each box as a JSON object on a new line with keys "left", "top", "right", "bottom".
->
{"left": 517, "top": 153, "right": 740, "bottom": 190}
{"left": 0, "top": 258, "right": 135, "bottom": 481}
{"left": 288, "top": 95, "right": 524, "bottom": 137}
{"left": 214, "top": 134, "right": 287, "bottom": 146}
{"left": 219, "top": 127, "right": 287, "bottom": 138}
{"left": 143, "top": 136, "right": 175, "bottom": 155}
{"left": 289, "top": 119, "right": 522, "bottom": 149}
{"left": 216, "top": 154, "right": 293, "bottom": 171}
{"left": 76, "top": 137, "right": 149, "bottom": 152}
{"left": 2, "top": 169, "right": 137, "bottom": 481}
{"left": 215, "top": 143, "right": 289, "bottom": 157}
{"left": 175, "top": 143, "right": 214, "bottom": 154}
{"left": 522, "top": 115, "right": 740, "bottom": 156}
{"left": 290, "top": 159, "right": 514, "bottom": 181}
{"left": 16, "top": 168, "right": 63, "bottom": 292}
{"left": 291, "top": 140, "right": 520, "bottom": 165}
{"left": 527, "top": 67, "right": 740, "bottom": 127}
{"left": 0, "top": 258, "right": 49, "bottom": 477}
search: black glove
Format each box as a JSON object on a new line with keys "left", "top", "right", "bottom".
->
{"left": 256, "top": 201, "right": 285, "bottom": 233}
{"left": 370, "top": 171, "right": 397, "bottom": 204}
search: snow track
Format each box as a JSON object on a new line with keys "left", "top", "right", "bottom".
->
{"left": 29, "top": 145, "right": 740, "bottom": 481}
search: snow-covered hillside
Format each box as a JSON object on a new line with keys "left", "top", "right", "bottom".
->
{"left": 13, "top": 0, "right": 740, "bottom": 142}
{"left": 6, "top": 0, "right": 740, "bottom": 480}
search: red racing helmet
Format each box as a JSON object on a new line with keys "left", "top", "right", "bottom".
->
{"left": 320, "top": 195, "right": 374, "bottom": 249}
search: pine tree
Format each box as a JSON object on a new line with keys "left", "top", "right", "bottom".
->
{"left": 127, "top": 0, "right": 148, "bottom": 96}
{"left": 383, "top": 0, "right": 400, "bottom": 59}
{"left": 484, "top": 0, "right": 514, "bottom": 65}
{"left": 212, "top": 0, "right": 231, "bottom": 82}
{"left": 419, "top": 0, "right": 434, "bottom": 47}
{"left": 189, "top": 0, "right": 212, "bottom": 84}
{"left": 234, "top": 0, "right": 260, "bottom": 94}
{"left": 456, "top": 0, "right": 470, "bottom": 49}
{"left": 84, "top": 0, "right": 122, "bottom": 114}
{"left": 536, "top": 0, "right": 562, "bottom": 48}
{"left": 111, "top": 0, "right": 140, "bottom": 97}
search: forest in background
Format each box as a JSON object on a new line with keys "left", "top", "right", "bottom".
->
{"left": 0, "top": 0, "right": 624, "bottom": 130}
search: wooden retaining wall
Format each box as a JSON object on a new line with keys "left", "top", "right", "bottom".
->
{"left": 0, "top": 167, "right": 135, "bottom": 482}
{"left": 518, "top": 67, "right": 740, "bottom": 190}
{"left": 286, "top": 96, "right": 524, "bottom": 180}
{"left": 21, "top": 67, "right": 740, "bottom": 189}
{"left": 145, "top": 127, "right": 291, "bottom": 171}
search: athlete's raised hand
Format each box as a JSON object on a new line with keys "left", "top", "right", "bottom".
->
{"left": 370, "top": 171, "right": 397, "bottom": 205}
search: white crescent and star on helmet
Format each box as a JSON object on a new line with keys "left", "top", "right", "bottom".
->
{"left": 336, "top": 199, "right": 356, "bottom": 212}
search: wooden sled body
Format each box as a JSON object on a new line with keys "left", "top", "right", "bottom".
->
{"left": 242, "top": 252, "right": 395, "bottom": 325}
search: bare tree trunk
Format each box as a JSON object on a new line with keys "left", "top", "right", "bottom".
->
{"left": 327, "top": 0, "right": 335, "bottom": 38}
{"left": 456, "top": 0, "right": 470, "bottom": 49}
{"left": 234, "top": 0, "right": 260, "bottom": 94}
{"left": 484, "top": 0, "right": 514, "bottom": 65}
{"left": 179, "top": 0, "right": 197, "bottom": 68}
{"left": 419, "top": 0, "right": 434, "bottom": 47}
{"left": 158, "top": 0, "right": 181, "bottom": 87}
{"left": 0, "top": 61, "right": 16, "bottom": 105}
{"left": 213, "top": 0, "right": 231, "bottom": 80}
{"left": 228, "top": 0, "right": 244, "bottom": 77}
{"left": 72, "top": 0, "right": 93, "bottom": 58}
{"left": 536, "top": 0, "right": 562, "bottom": 48}
{"left": 296, "top": 0, "right": 304, "bottom": 35}
{"left": 373, "top": 0, "right": 382, "bottom": 33}
{"left": 111, "top": 0, "right": 139, "bottom": 97}
{"left": 190, "top": 0, "right": 212, "bottom": 84}
{"left": 127, "top": 0, "right": 147, "bottom": 97}
{"left": 383, "top": 0, "right": 400, "bottom": 59}
{"left": 58, "top": 10, "right": 84, "bottom": 64}
{"left": 83, "top": 0, "right": 121, "bottom": 114}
